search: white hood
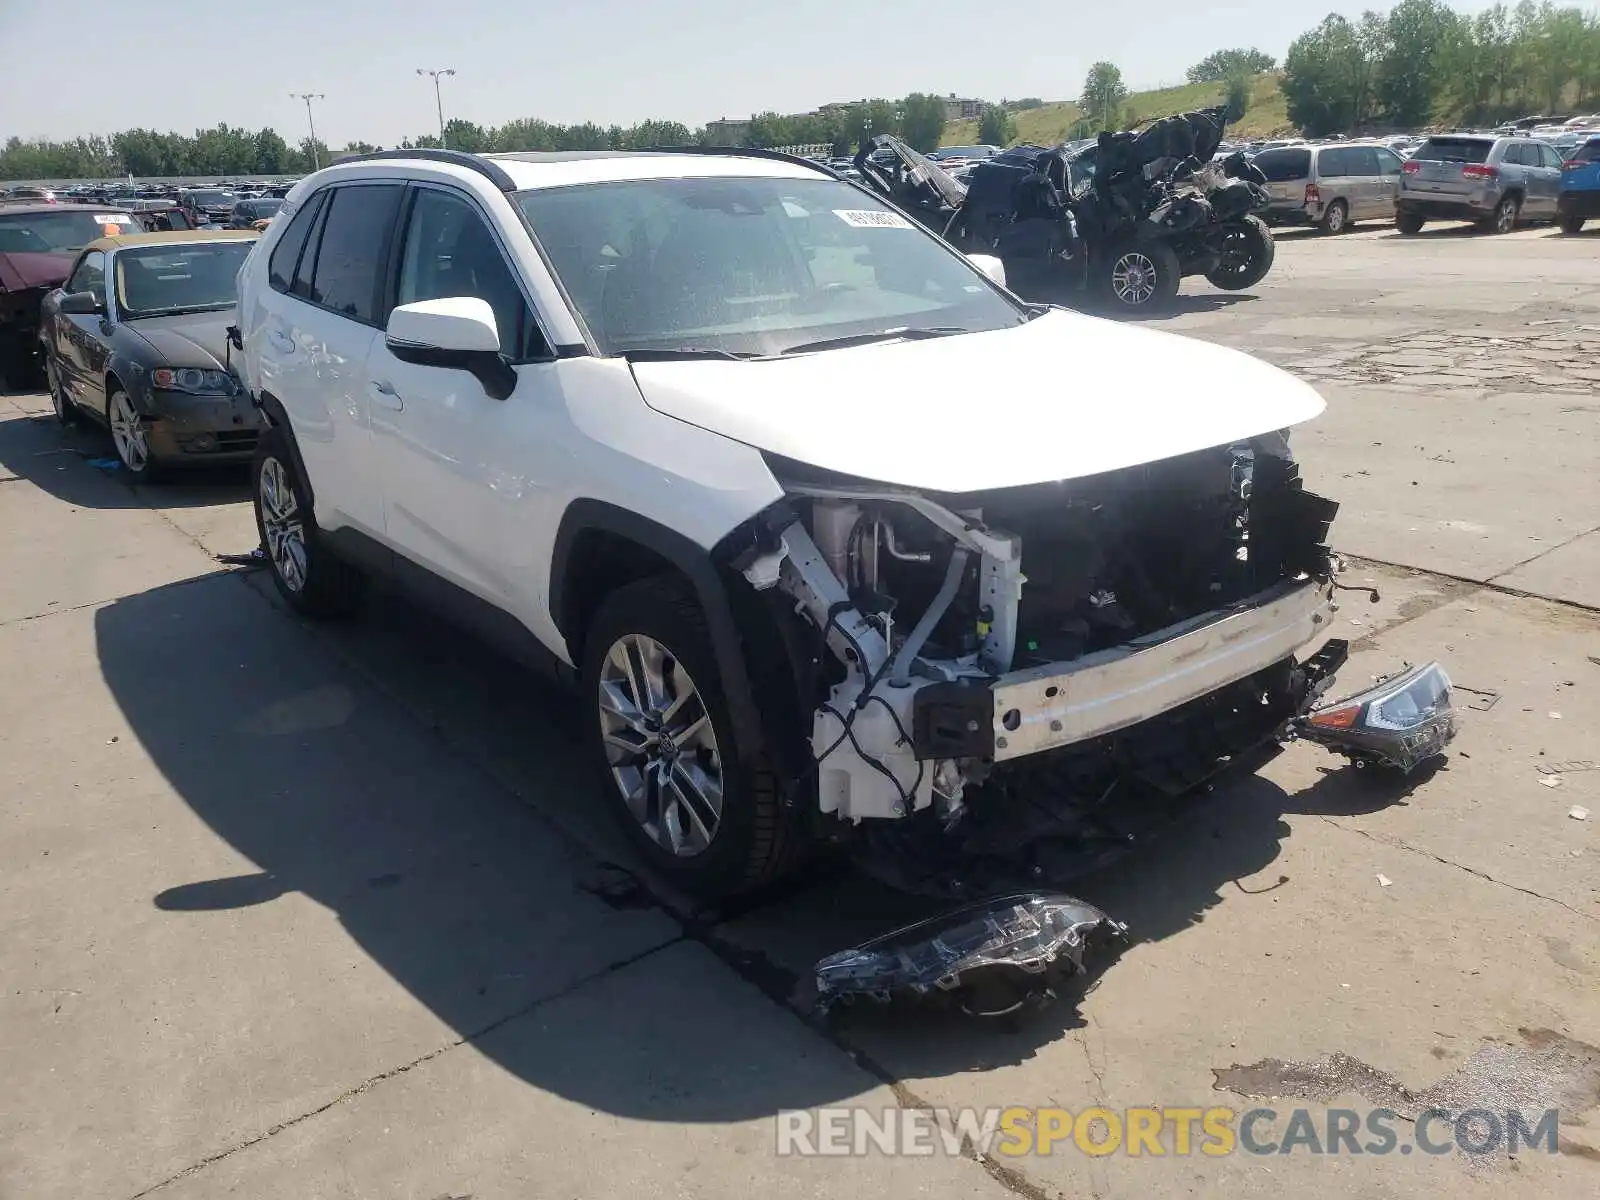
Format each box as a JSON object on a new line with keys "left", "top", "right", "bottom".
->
{"left": 629, "top": 309, "right": 1326, "bottom": 493}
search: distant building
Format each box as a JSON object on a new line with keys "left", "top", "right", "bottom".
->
{"left": 943, "top": 95, "right": 985, "bottom": 121}
{"left": 705, "top": 117, "right": 752, "bottom": 144}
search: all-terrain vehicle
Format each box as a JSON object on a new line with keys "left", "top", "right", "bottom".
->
{"left": 853, "top": 106, "right": 1276, "bottom": 312}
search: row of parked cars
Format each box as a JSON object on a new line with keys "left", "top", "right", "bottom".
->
{"left": 1250, "top": 131, "right": 1600, "bottom": 235}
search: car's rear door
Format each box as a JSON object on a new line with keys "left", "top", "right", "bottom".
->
{"left": 1373, "top": 148, "right": 1404, "bottom": 217}
{"left": 253, "top": 181, "right": 402, "bottom": 539}
{"left": 1533, "top": 142, "right": 1566, "bottom": 214}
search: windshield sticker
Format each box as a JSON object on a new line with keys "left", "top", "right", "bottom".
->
{"left": 833, "top": 209, "right": 913, "bottom": 229}
{"left": 94, "top": 215, "right": 133, "bottom": 224}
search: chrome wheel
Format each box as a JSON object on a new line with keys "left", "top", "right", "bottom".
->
{"left": 1110, "top": 251, "right": 1157, "bottom": 306}
{"left": 597, "top": 633, "right": 723, "bottom": 857}
{"left": 1324, "top": 202, "right": 1346, "bottom": 234}
{"left": 1494, "top": 197, "right": 1518, "bottom": 234}
{"left": 258, "top": 456, "right": 307, "bottom": 594}
{"left": 108, "top": 390, "right": 148, "bottom": 471}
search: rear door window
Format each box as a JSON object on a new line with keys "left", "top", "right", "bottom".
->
{"left": 1539, "top": 143, "right": 1565, "bottom": 169}
{"left": 1411, "top": 138, "right": 1492, "bottom": 164}
{"left": 1317, "top": 148, "right": 1351, "bottom": 176}
{"left": 1573, "top": 140, "right": 1600, "bottom": 164}
{"left": 1253, "top": 148, "right": 1311, "bottom": 181}
{"left": 303, "top": 183, "right": 404, "bottom": 323}
{"left": 1375, "top": 148, "right": 1404, "bottom": 176}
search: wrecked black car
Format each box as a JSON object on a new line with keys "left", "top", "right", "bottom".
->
{"left": 854, "top": 106, "right": 1277, "bottom": 311}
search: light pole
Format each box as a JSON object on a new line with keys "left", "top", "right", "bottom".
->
{"left": 290, "top": 92, "right": 326, "bottom": 170}
{"left": 417, "top": 69, "right": 456, "bottom": 147}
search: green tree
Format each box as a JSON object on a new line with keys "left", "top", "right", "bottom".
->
{"left": 1187, "top": 47, "right": 1277, "bottom": 84}
{"left": 1080, "top": 62, "right": 1129, "bottom": 132}
{"left": 977, "top": 104, "right": 1016, "bottom": 146}
{"left": 1378, "top": 0, "right": 1463, "bottom": 126}
{"left": 1282, "top": 12, "right": 1387, "bottom": 135}
{"left": 1224, "top": 74, "right": 1253, "bottom": 122}
{"left": 898, "top": 92, "right": 947, "bottom": 152}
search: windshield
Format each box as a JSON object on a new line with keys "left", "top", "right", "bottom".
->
{"left": 114, "top": 240, "right": 254, "bottom": 317}
{"left": 1411, "top": 138, "right": 1492, "bottom": 164}
{"left": 187, "top": 190, "right": 237, "bottom": 206}
{"left": 515, "top": 176, "right": 1024, "bottom": 357}
{"left": 0, "top": 210, "right": 141, "bottom": 253}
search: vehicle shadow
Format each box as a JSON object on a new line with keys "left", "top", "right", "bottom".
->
{"left": 99, "top": 570, "right": 1429, "bottom": 1120}
{"left": 0, "top": 401, "right": 248, "bottom": 510}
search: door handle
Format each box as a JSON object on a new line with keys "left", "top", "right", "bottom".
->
{"left": 370, "top": 379, "right": 404, "bottom": 411}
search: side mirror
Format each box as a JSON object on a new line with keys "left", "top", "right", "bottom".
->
{"left": 385, "top": 297, "right": 515, "bottom": 400}
{"left": 59, "top": 290, "right": 104, "bottom": 316}
{"left": 966, "top": 253, "right": 1007, "bottom": 289}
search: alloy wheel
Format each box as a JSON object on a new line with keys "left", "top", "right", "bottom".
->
{"left": 1110, "top": 251, "right": 1157, "bottom": 306}
{"left": 108, "top": 391, "right": 149, "bottom": 472}
{"left": 258, "top": 456, "right": 308, "bottom": 594}
{"left": 1495, "top": 198, "right": 1518, "bottom": 234}
{"left": 1325, "top": 203, "right": 1346, "bottom": 234}
{"left": 597, "top": 633, "right": 723, "bottom": 857}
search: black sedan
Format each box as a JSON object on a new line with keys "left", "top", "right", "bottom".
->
{"left": 227, "top": 197, "right": 284, "bottom": 228}
{"left": 39, "top": 229, "right": 267, "bottom": 480}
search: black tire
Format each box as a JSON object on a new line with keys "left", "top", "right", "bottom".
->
{"left": 46, "top": 355, "right": 78, "bottom": 426}
{"left": 1482, "top": 194, "right": 1520, "bottom": 234}
{"left": 1205, "top": 215, "right": 1276, "bottom": 291}
{"left": 1096, "top": 239, "right": 1181, "bottom": 311}
{"left": 581, "top": 574, "right": 799, "bottom": 898}
{"left": 1319, "top": 199, "right": 1349, "bottom": 235}
{"left": 1396, "top": 211, "right": 1426, "bottom": 235}
{"left": 1559, "top": 213, "right": 1586, "bottom": 234}
{"left": 251, "top": 424, "right": 364, "bottom": 617}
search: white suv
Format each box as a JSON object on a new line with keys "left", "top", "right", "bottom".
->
{"left": 235, "top": 148, "right": 1436, "bottom": 898}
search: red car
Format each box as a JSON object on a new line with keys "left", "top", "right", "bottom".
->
{"left": 0, "top": 203, "right": 142, "bottom": 386}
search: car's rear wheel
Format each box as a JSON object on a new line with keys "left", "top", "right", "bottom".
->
{"left": 1483, "top": 194, "right": 1520, "bottom": 234}
{"left": 1098, "top": 240, "right": 1181, "bottom": 311}
{"left": 582, "top": 575, "right": 797, "bottom": 898}
{"left": 1205, "top": 216, "right": 1276, "bottom": 291}
{"left": 46, "top": 357, "right": 78, "bottom": 426}
{"left": 107, "top": 388, "right": 161, "bottom": 481}
{"left": 252, "top": 424, "right": 364, "bottom": 616}
{"left": 1396, "top": 211, "right": 1426, "bottom": 235}
{"left": 1559, "top": 213, "right": 1586, "bottom": 234}
{"left": 1319, "top": 199, "right": 1349, "bottom": 235}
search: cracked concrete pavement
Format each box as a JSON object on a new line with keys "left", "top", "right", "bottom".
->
{"left": 1, "top": 222, "right": 1597, "bottom": 1199}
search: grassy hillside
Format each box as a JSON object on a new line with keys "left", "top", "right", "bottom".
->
{"left": 941, "top": 73, "right": 1291, "bottom": 147}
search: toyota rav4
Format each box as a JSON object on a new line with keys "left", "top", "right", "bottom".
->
{"left": 235, "top": 148, "right": 1455, "bottom": 898}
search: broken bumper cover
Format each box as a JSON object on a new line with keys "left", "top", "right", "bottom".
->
{"left": 948, "top": 578, "right": 1335, "bottom": 762}
{"left": 1299, "top": 660, "right": 1458, "bottom": 772}
{"left": 815, "top": 892, "right": 1127, "bottom": 1016}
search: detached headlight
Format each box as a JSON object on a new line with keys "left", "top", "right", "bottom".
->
{"left": 152, "top": 367, "right": 236, "bottom": 394}
{"left": 1303, "top": 661, "right": 1457, "bottom": 773}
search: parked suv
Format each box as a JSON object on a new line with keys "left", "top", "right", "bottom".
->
{"left": 233, "top": 148, "right": 1441, "bottom": 898}
{"left": 1254, "top": 143, "right": 1406, "bottom": 234}
{"left": 1557, "top": 135, "right": 1600, "bottom": 233}
{"left": 1397, "top": 134, "right": 1564, "bottom": 233}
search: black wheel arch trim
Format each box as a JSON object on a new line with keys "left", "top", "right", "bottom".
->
{"left": 551, "top": 499, "right": 780, "bottom": 773}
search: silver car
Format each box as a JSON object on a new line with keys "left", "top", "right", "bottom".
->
{"left": 1254, "top": 143, "right": 1406, "bottom": 234}
{"left": 1397, "top": 134, "right": 1565, "bottom": 233}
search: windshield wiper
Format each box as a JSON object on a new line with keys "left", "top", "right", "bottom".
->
{"left": 618, "top": 346, "right": 762, "bottom": 362}
{"left": 777, "top": 326, "right": 969, "bottom": 356}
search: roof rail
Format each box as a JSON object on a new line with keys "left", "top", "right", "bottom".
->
{"left": 635, "top": 144, "right": 844, "bottom": 180}
{"left": 320, "top": 148, "right": 517, "bottom": 192}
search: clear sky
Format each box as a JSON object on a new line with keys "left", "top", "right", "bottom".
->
{"left": 0, "top": 0, "right": 1500, "bottom": 147}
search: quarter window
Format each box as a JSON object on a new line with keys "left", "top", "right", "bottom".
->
{"left": 267, "top": 189, "right": 326, "bottom": 293}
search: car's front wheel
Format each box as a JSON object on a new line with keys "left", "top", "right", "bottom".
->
{"left": 582, "top": 575, "right": 796, "bottom": 897}
{"left": 251, "top": 425, "right": 364, "bottom": 616}
{"left": 107, "top": 387, "right": 161, "bottom": 481}
{"left": 1205, "top": 216, "right": 1276, "bottom": 291}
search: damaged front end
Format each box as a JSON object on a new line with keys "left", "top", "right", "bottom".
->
{"left": 724, "top": 432, "right": 1457, "bottom": 900}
